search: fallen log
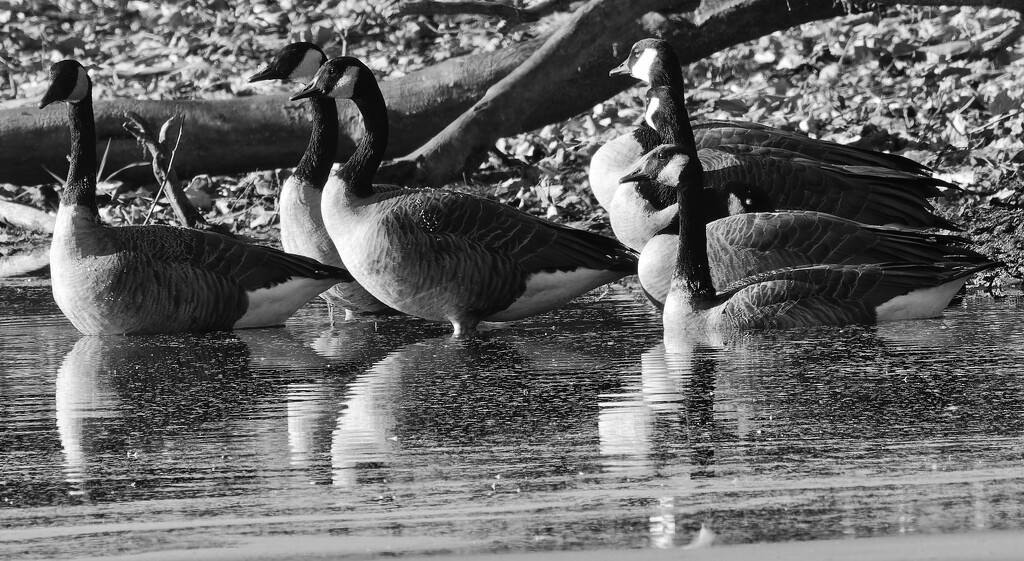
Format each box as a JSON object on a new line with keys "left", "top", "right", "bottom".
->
{"left": 0, "top": 249, "right": 49, "bottom": 278}
{"left": 0, "top": 0, "right": 1018, "bottom": 187}
{"left": 0, "top": 36, "right": 545, "bottom": 186}
{"left": 0, "top": 199, "right": 55, "bottom": 233}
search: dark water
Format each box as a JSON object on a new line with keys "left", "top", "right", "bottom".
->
{"left": 1, "top": 279, "right": 1023, "bottom": 559}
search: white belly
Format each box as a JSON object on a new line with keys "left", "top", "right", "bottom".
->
{"left": 637, "top": 234, "right": 677, "bottom": 308}
{"left": 234, "top": 277, "right": 338, "bottom": 329}
{"left": 875, "top": 278, "right": 968, "bottom": 322}
{"left": 487, "top": 268, "right": 625, "bottom": 321}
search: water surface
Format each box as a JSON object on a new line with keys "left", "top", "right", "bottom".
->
{"left": 1, "top": 280, "right": 1022, "bottom": 559}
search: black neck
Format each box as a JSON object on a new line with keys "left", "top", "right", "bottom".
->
{"left": 675, "top": 161, "right": 715, "bottom": 302}
{"left": 336, "top": 86, "right": 389, "bottom": 198}
{"left": 655, "top": 93, "right": 699, "bottom": 156}
{"left": 294, "top": 97, "right": 338, "bottom": 189}
{"left": 651, "top": 90, "right": 704, "bottom": 199}
{"left": 648, "top": 55, "right": 687, "bottom": 93}
{"left": 62, "top": 96, "right": 98, "bottom": 213}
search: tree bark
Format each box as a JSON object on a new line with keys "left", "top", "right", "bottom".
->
{"left": 0, "top": 37, "right": 543, "bottom": 186}
{"left": 390, "top": 0, "right": 686, "bottom": 187}
{"left": 0, "top": 0, "right": 1019, "bottom": 187}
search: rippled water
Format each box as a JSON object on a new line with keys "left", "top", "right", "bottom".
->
{"left": 1, "top": 279, "right": 1023, "bottom": 559}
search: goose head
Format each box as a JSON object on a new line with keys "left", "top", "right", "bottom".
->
{"left": 609, "top": 38, "right": 679, "bottom": 85}
{"left": 619, "top": 144, "right": 690, "bottom": 187}
{"left": 39, "top": 60, "right": 91, "bottom": 108}
{"left": 289, "top": 56, "right": 376, "bottom": 102}
{"left": 249, "top": 42, "right": 326, "bottom": 83}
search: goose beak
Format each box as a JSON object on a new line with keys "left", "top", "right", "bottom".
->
{"left": 289, "top": 82, "right": 321, "bottom": 101}
{"left": 619, "top": 167, "right": 648, "bottom": 184}
{"left": 38, "top": 82, "right": 62, "bottom": 109}
{"left": 609, "top": 60, "right": 630, "bottom": 77}
{"left": 248, "top": 65, "right": 279, "bottom": 83}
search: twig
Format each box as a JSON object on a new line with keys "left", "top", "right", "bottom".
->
{"left": 123, "top": 111, "right": 235, "bottom": 237}
{"left": 981, "top": 17, "right": 1024, "bottom": 56}
{"left": 972, "top": 108, "right": 1024, "bottom": 134}
{"left": 394, "top": 0, "right": 571, "bottom": 23}
{"left": 142, "top": 115, "right": 185, "bottom": 226}
{"left": 0, "top": 55, "right": 17, "bottom": 99}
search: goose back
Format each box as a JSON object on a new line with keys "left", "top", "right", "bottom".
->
{"left": 682, "top": 262, "right": 992, "bottom": 334}
{"left": 639, "top": 210, "right": 990, "bottom": 309}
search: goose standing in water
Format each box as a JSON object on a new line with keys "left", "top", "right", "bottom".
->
{"left": 593, "top": 38, "right": 956, "bottom": 251}
{"left": 41, "top": 59, "right": 353, "bottom": 335}
{"left": 621, "top": 145, "right": 1000, "bottom": 335}
{"left": 249, "top": 42, "right": 396, "bottom": 318}
{"left": 290, "top": 57, "right": 638, "bottom": 336}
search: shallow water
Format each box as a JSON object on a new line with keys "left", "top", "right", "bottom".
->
{"left": 1, "top": 279, "right": 1023, "bottom": 559}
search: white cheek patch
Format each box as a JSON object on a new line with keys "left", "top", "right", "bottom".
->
{"left": 68, "top": 68, "right": 90, "bottom": 102}
{"left": 290, "top": 50, "right": 324, "bottom": 81}
{"left": 632, "top": 48, "right": 658, "bottom": 83}
{"left": 332, "top": 67, "right": 360, "bottom": 98}
{"left": 645, "top": 95, "right": 661, "bottom": 130}
{"left": 658, "top": 158, "right": 685, "bottom": 186}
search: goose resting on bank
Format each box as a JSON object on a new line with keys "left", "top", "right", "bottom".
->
{"left": 592, "top": 38, "right": 956, "bottom": 251}
{"left": 620, "top": 144, "right": 1000, "bottom": 335}
{"left": 632, "top": 86, "right": 986, "bottom": 308}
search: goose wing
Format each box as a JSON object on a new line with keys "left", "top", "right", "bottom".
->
{"left": 386, "top": 189, "right": 639, "bottom": 274}
{"left": 692, "top": 120, "right": 932, "bottom": 175}
{"left": 698, "top": 148, "right": 957, "bottom": 229}
{"left": 715, "top": 262, "right": 994, "bottom": 329}
{"left": 705, "top": 211, "right": 986, "bottom": 287}
{"left": 367, "top": 189, "right": 637, "bottom": 318}
{"left": 113, "top": 225, "right": 352, "bottom": 290}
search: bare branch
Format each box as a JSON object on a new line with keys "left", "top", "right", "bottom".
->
{"left": 394, "top": 0, "right": 574, "bottom": 22}
{"left": 397, "top": 1, "right": 524, "bottom": 21}
{"left": 122, "top": 112, "right": 235, "bottom": 237}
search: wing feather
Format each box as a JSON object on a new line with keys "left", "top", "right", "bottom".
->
{"left": 112, "top": 224, "right": 352, "bottom": 292}
{"left": 692, "top": 120, "right": 932, "bottom": 175}
{"left": 715, "top": 262, "right": 998, "bottom": 329}
{"left": 382, "top": 189, "right": 638, "bottom": 275}
{"left": 704, "top": 211, "right": 987, "bottom": 287}
{"left": 699, "top": 148, "right": 956, "bottom": 229}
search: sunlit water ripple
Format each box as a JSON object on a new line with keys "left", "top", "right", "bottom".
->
{"left": 1, "top": 279, "right": 1022, "bottom": 558}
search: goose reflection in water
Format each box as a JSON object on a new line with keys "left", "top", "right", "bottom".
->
{"left": 281, "top": 319, "right": 440, "bottom": 483}
{"left": 597, "top": 339, "right": 732, "bottom": 549}
{"left": 597, "top": 315, "right": 1024, "bottom": 546}
{"left": 54, "top": 333, "right": 256, "bottom": 501}
{"left": 327, "top": 334, "right": 616, "bottom": 489}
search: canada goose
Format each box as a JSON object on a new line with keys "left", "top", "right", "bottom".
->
{"left": 625, "top": 145, "right": 995, "bottom": 309}
{"left": 249, "top": 42, "right": 396, "bottom": 318}
{"left": 290, "top": 56, "right": 639, "bottom": 336}
{"left": 608, "top": 85, "right": 956, "bottom": 252}
{"left": 42, "top": 59, "right": 353, "bottom": 335}
{"left": 621, "top": 145, "right": 1000, "bottom": 333}
{"left": 608, "top": 38, "right": 938, "bottom": 173}
{"left": 594, "top": 38, "right": 955, "bottom": 251}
